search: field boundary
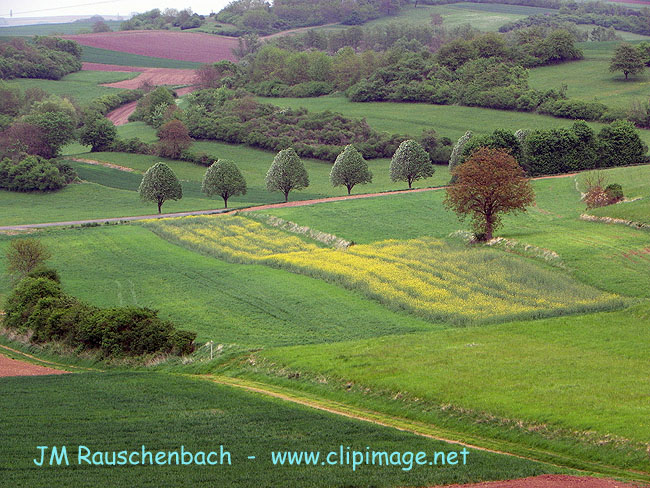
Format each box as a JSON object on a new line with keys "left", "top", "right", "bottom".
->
{"left": 197, "top": 374, "right": 650, "bottom": 484}
{"left": 0, "top": 172, "right": 577, "bottom": 230}
{"left": 0, "top": 343, "right": 100, "bottom": 372}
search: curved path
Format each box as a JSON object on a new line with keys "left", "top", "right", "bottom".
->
{"left": 0, "top": 353, "right": 68, "bottom": 377}
{"left": 0, "top": 173, "right": 577, "bottom": 231}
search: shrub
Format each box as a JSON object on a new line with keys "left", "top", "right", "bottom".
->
{"left": 605, "top": 183, "right": 624, "bottom": 202}
{"left": 0, "top": 155, "right": 74, "bottom": 192}
{"left": 5, "top": 239, "right": 51, "bottom": 282}
{"left": 4, "top": 272, "right": 196, "bottom": 358}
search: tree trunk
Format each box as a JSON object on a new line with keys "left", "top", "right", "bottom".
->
{"left": 223, "top": 197, "right": 228, "bottom": 209}
{"left": 408, "top": 178, "right": 412, "bottom": 189}
{"left": 484, "top": 214, "right": 494, "bottom": 241}
{"left": 157, "top": 200, "right": 162, "bottom": 214}
{"left": 284, "top": 190, "right": 289, "bottom": 203}
{"left": 624, "top": 70, "right": 629, "bottom": 80}
{"left": 347, "top": 185, "right": 352, "bottom": 195}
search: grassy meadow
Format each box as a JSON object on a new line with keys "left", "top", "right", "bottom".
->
{"left": 529, "top": 41, "right": 650, "bottom": 110}
{"left": 1, "top": 373, "right": 560, "bottom": 487}
{"left": 146, "top": 214, "right": 622, "bottom": 325}
{"left": 0, "top": 225, "right": 442, "bottom": 345}
{"left": 5, "top": 71, "right": 138, "bottom": 104}
{"left": 258, "top": 303, "right": 650, "bottom": 471}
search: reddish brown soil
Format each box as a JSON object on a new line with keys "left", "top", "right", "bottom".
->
{"left": 82, "top": 62, "right": 144, "bottom": 72}
{"left": 432, "top": 475, "right": 646, "bottom": 488}
{"left": 106, "top": 100, "right": 138, "bottom": 126}
{"left": 63, "top": 30, "right": 238, "bottom": 63}
{"left": 608, "top": 0, "right": 650, "bottom": 4}
{"left": 0, "top": 354, "right": 68, "bottom": 377}
{"left": 101, "top": 68, "right": 196, "bottom": 89}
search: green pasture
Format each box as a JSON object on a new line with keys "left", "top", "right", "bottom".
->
{"left": 0, "top": 373, "right": 558, "bottom": 487}
{"left": 0, "top": 20, "right": 122, "bottom": 36}
{"left": 0, "top": 225, "right": 441, "bottom": 344}
{"left": 365, "top": 2, "right": 555, "bottom": 32}
{"left": 529, "top": 41, "right": 650, "bottom": 110}
{"left": 80, "top": 45, "right": 201, "bottom": 69}
{"left": 259, "top": 302, "right": 650, "bottom": 472}
{"left": 257, "top": 94, "right": 650, "bottom": 147}
{"left": 5, "top": 70, "right": 137, "bottom": 104}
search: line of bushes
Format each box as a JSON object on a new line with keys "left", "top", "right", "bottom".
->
{"left": 0, "top": 156, "right": 77, "bottom": 192}
{"left": 0, "top": 36, "right": 82, "bottom": 80}
{"left": 3, "top": 269, "right": 196, "bottom": 358}
{"left": 182, "top": 88, "right": 407, "bottom": 161}
{"left": 451, "top": 120, "right": 647, "bottom": 177}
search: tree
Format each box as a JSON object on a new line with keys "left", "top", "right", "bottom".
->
{"left": 610, "top": 43, "right": 645, "bottom": 80}
{"left": 92, "top": 20, "right": 112, "bottom": 32}
{"left": 448, "top": 131, "right": 472, "bottom": 176}
{"left": 79, "top": 115, "right": 117, "bottom": 152}
{"left": 138, "top": 162, "right": 183, "bottom": 213}
{"left": 330, "top": 145, "right": 372, "bottom": 195}
{"left": 389, "top": 139, "right": 434, "bottom": 189}
{"left": 597, "top": 120, "right": 647, "bottom": 168}
{"left": 444, "top": 147, "right": 535, "bottom": 241}
{"left": 22, "top": 110, "right": 75, "bottom": 157}
{"left": 265, "top": 147, "right": 309, "bottom": 202}
{"left": 157, "top": 119, "right": 192, "bottom": 159}
{"left": 6, "top": 238, "right": 51, "bottom": 281}
{"left": 202, "top": 159, "right": 247, "bottom": 208}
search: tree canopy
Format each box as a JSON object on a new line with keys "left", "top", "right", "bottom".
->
{"left": 330, "top": 144, "right": 372, "bottom": 194}
{"left": 610, "top": 43, "right": 645, "bottom": 80}
{"left": 138, "top": 162, "right": 183, "bottom": 213}
{"left": 202, "top": 159, "right": 247, "bottom": 208}
{"left": 444, "top": 147, "right": 535, "bottom": 241}
{"left": 389, "top": 139, "right": 433, "bottom": 188}
{"left": 265, "top": 147, "right": 309, "bottom": 202}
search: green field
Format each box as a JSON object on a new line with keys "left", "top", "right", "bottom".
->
{"left": 257, "top": 94, "right": 650, "bottom": 147}
{"left": 80, "top": 45, "right": 201, "bottom": 69}
{"left": 0, "top": 20, "right": 122, "bottom": 36}
{"left": 259, "top": 303, "right": 650, "bottom": 471}
{"left": 4, "top": 4, "right": 650, "bottom": 485}
{"left": 0, "top": 225, "right": 442, "bottom": 345}
{"left": 5, "top": 70, "right": 137, "bottom": 104}
{"left": 262, "top": 168, "right": 650, "bottom": 298}
{"left": 368, "top": 2, "right": 555, "bottom": 32}
{"left": 1, "top": 373, "right": 558, "bottom": 487}
{"left": 529, "top": 41, "right": 650, "bottom": 110}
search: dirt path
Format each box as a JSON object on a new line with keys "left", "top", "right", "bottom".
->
{"left": 0, "top": 173, "right": 580, "bottom": 231}
{"left": 106, "top": 101, "right": 139, "bottom": 126}
{"left": 0, "top": 353, "right": 68, "bottom": 377}
{"left": 431, "top": 474, "right": 646, "bottom": 488}
{"left": 199, "top": 375, "right": 649, "bottom": 486}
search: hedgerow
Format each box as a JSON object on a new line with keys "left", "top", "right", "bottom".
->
{"left": 4, "top": 272, "right": 196, "bottom": 358}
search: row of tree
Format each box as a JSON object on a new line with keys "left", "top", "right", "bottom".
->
{"left": 449, "top": 120, "right": 647, "bottom": 177}
{"left": 140, "top": 139, "right": 437, "bottom": 212}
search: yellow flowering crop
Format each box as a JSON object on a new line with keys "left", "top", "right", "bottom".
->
{"left": 146, "top": 215, "right": 620, "bottom": 324}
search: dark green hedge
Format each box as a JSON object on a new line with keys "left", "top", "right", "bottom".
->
{"left": 4, "top": 273, "right": 196, "bottom": 358}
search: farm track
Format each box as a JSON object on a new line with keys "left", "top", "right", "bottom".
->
{"left": 197, "top": 375, "right": 650, "bottom": 485}
{"left": 0, "top": 173, "right": 576, "bottom": 231}
{"left": 0, "top": 352, "right": 69, "bottom": 377}
{"left": 0, "top": 344, "right": 99, "bottom": 374}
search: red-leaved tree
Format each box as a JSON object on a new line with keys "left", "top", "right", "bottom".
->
{"left": 444, "top": 147, "right": 535, "bottom": 241}
{"left": 157, "top": 119, "right": 192, "bottom": 159}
